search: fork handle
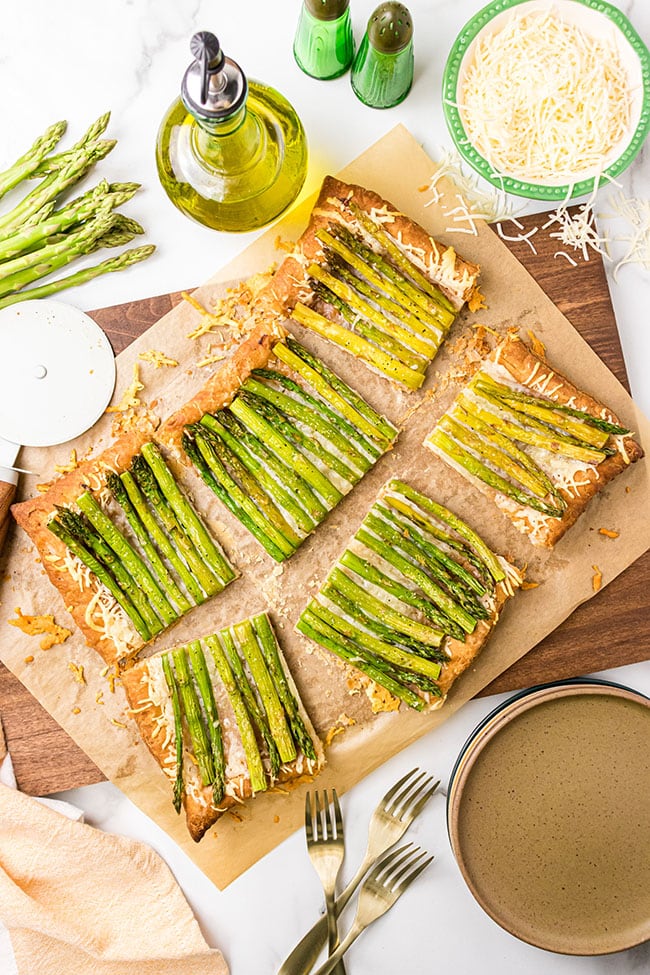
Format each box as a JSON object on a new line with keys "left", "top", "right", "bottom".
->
{"left": 311, "top": 922, "right": 364, "bottom": 975}
{"left": 325, "top": 892, "right": 346, "bottom": 975}
{"left": 276, "top": 860, "right": 370, "bottom": 975}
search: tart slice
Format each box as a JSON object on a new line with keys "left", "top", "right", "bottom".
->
{"left": 160, "top": 325, "right": 398, "bottom": 562}
{"left": 425, "top": 334, "right": 644, "bottom": 547}
{"left": 12, "top": 430, "right": 235, "bottom": 665}
{"left": 253, "top": 176, "right": 481, "bottom": 390}
{"left": 296, "top": 479, "right": 521, "bottom": 711}
{"left": 122, "top": 612, "right": 324, "bottom": 841}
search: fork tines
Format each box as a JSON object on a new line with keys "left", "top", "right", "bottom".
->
{"left": 383, "top": 767, "right": 441, "bottom": 823}
{"left": 369, "top": 842, "right": 434, "bottom": 894}
{"left": 305, "top": 789, "right": 344, "bottom": 844}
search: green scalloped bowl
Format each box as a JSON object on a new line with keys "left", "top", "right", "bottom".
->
{"left": 442, "top": 0, "right": 650, "bottom": 200}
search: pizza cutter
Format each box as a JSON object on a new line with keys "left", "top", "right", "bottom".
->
{"left": 0, "top": 299, "right": 116, "bottom": 551}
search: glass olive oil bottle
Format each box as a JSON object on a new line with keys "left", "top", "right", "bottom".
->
{"left": 156, "top": 32, "right": 308, "bottom": 232}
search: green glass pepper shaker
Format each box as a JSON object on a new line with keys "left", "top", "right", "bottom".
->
{"left": 351, "top": 2, "right": 414, "bottom": 108}
{"left": 293, "top": 0, "right": 355, "bottom": 80}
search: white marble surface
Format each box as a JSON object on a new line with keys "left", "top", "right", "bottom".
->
{"left": 2, "top": 1, "right": 650, "bottom": 973}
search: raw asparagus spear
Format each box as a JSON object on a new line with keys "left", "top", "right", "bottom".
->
{"left": 0, "top": 120, "right": 67, "bottom": 198}
{"left": 0, "top": 245, "right": 155, "bottom": 310}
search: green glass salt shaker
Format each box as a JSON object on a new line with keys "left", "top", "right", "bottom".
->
{"left": 293, "top": 0, "right": 355, "bottom": 80}
{"left": 351, "top": 2, "right": 414, "bottom": 108}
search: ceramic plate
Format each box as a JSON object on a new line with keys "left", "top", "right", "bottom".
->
{"left": 442, "top": 0, "right": 650, "bottom": 200}
{"left": 447, "top": 679, "right": 650, "bottom": 954}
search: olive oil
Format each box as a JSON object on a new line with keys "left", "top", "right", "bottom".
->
{"left": 156, "top": 32, "right": 308, "bottom": 233}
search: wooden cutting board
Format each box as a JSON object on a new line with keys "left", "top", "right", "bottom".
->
{"left": 2, "top": 211, "right": 649, "bottom": 795}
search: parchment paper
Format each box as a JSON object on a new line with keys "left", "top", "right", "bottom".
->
{"left": 1, "top": 125, "right": 649, "bottom": 889}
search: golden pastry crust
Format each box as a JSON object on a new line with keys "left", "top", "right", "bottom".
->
{"left": 438, "top": 578, "right": 515, "bottom": 697}
{"left": 158, "top": 322, "right": 285, "bottom": 454}
{"left": 428, "top": 334, "right": 644, "bottom": 548}
{"left": 11, "top": 421, "right": 158, "bottom": 665}
{"left": 254, "top": 175, "right": 482, "bottom": 321}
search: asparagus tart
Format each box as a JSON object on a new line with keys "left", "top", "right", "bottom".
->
{"left": 12, "top": 426, "right": 235, "bottom": 664}
{"left": 253, "top": 176, "right": 481, "bottom": 390}
{"left": 122, "top": 612, "right": 324, "bottom": 841}
{"left": 426, "top": 335, "right": 644, "bottom": 547}
{"left": 297, "top": 479, "right": 521, "bottom": 710}
{"left": 160, "top": 326, "right": 398, "bottom": 561}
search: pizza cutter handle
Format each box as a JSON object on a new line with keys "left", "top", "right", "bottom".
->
{"left": 0, "top": 476, "right": 18, "bottom": 553}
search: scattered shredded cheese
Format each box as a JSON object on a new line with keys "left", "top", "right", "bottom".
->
{"left": 598, "top": 528, "right": 619, "bottom": 539}
{"left": 54, "top": 450, "right": 78, "bottom": 474}
{"left": 8, "top": 608, "right": 71, "bottom": 650}
{"left": 457, "top": 10, "right": 631, "bottom": 182}
{"left": 68, "top": 662, "right": 86, "bottom": 685}
{"left": 72, "top": 707, "right": 81, "bottom": 715}
{"left": 599, "top": 192, "right": 650, "bottom": 280}
{"left": 542, "top": 193, "right": 609, "bottom": 263}
{"left": 526, "top": 329, "right": 546, "bottom": 360}
{"left": 425, "top": 147, "right": 518, "bottom": 225}
{"left": 23, "top": 655, "right": 34, "bottom": 664}
{"left": 592, "top": 564, "right": 603, "bottom": 592}
{"left": 138, "top": 350, "right": 179, "bottom": 369}
{"left": 521, "top": 581, "right": 540, "bottom": 591}
{"left": 106, "top": 363, "right": 144, "bottom": 413}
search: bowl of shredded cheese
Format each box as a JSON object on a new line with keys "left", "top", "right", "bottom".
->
{"left": 443, "top": 0, "right": 650, "bottom": 200}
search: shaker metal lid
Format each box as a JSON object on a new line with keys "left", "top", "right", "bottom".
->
{"left": 181, "top": 31, "right": 247, "bottom": 120}
{"left": 367, "top": 2, "right": 413, "bottom": 53}
{"left": 305, "top": 0, "right": 350, "bottom": 20}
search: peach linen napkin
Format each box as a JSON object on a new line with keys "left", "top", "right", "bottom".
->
{"left": 0, "top": 721, "right": 228, "bottom": 975}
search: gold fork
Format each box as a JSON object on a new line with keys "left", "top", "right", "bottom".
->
{"left": 310, "top": 843, "right": 434, "bottom": 975}
{"left": 278, "top": 767, "right": 439, "bottom": 975}
{"left": 305, "top": 789, "right": 346, "bottom": 974}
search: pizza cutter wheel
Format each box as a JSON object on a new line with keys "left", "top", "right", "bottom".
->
{"left": 0, "top": 299, "right": 116, "bottom": 551}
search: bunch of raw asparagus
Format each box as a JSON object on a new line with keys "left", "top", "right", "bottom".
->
{"left": 291, "top": 205, "right": 457, "bottom": 389}
{"left": 48, "top": 443, "right": 234, "bottom": 643}
{"left": 0, "top": 114, "right": 154, "bottom": 309}
{"left": 298, "top": 479, "right": 511, "bottom": 710}
{"left": 161, "top": 613, "right": 318, "bottom": 809}
{"left": 428, "top": 370, "right": 629, "bottom": 517}
{"left": 182, "top": 337, "right": 398, "bottom": 562}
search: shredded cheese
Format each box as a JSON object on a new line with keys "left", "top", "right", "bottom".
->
{"left": 592, "top": 564, "right": 603, "bottom": 592}
{"left": 68, "top": 662, "right": 86, "bottom": 685}
{"left": 600, "top": 192, "right": 650, "bottom": 280}
{"left": 138, "top": 350, "right": 179, "bottom": 369}
{"left": 106, "top": 363, "right": 144, "bottom": 413}
{"left": 9, "top": 608, "right": 71, "bottom": 650}
{"left": 54, "top": 449, "right": 78, "bottom": 474}
{"left": 458, "top": 10, "right": 631, "bottom": 182}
